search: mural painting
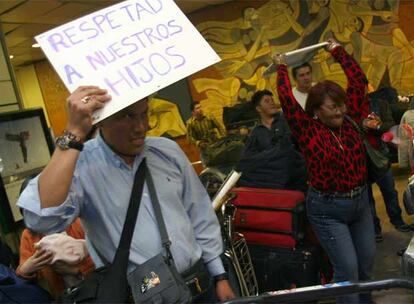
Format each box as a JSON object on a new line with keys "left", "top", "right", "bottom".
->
{"left": 188, "top": 0, "right": 414, "bottom": 126}
{"left": 146, "top": 97, "right": 187, "bottom": 138}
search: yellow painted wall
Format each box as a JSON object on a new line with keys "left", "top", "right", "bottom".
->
{"left": 14, "top": 64, "right": 50, "bottom": 126}
{"left": 188, "top": 0, "right": 414, "bottom": 124}
{"left": 14, "top": 0, "right": 414, "bottom": 136}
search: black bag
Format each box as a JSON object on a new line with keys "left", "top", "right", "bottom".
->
{"left": 248, "top": 244, "right": 327, "bottom": 293}
{"left": 59, "top": 159, "right": 147, "bottom": 303}
{"left": 203, "top": 136, "right": 245, "bottom": 167}
{"left": 363, "top": 140, "right": 390, "bottom": 183}
{"left": 222, "top": 102, "right": 259, "bottom": 130}
{"left": 127, "top": 166, "right": 192, "bottom": 303}
{"left": 346, "top": 116, "right": 390, "bottom": 183}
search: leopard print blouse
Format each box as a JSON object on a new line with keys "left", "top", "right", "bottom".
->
{"left": 276, "top": 46, "right": 369, "bottom": 192}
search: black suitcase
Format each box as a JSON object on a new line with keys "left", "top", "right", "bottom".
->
{"left": 222, "top": 103, "right": 259, "bottom": 130}
{"left": 248, "top": 244, "right": 328, "bottom": 293}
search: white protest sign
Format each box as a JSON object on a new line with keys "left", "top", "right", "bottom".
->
{"left": 35, "top": 0, "right": 220, "bottom": 123}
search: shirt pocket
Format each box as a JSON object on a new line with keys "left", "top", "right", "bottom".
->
{"left": 155, "top": 175, "right": 183, "bottom": 203}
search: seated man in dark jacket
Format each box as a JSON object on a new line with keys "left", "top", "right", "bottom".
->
{"left": 236, "top": 90, "right": 307, "bottom": 192}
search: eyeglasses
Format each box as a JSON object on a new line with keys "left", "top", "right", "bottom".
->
{"left": 322, "top": 103, "right": 347, "bottom": 113}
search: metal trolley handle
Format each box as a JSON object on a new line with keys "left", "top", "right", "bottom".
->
{"left": 222, "top": 278, "right": 414, "bottom": 304}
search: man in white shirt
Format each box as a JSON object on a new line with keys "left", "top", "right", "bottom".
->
{"left": 292, "top": 62, "right": 314, "bottom": 110}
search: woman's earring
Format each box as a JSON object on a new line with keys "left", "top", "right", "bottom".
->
{"left": 313, "top": 114, "right": 319, "bottom": 120}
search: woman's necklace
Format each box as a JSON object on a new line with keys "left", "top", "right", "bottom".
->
{"left": 328, "top": 127, "right": 344, "bottom": 152}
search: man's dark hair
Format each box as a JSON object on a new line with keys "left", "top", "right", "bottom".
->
{"left": 190, "top": 102, "right": 198, "bottom": 112}
{"left": 251, "top": 90, "right": 273, "bottom": 108}
{"left": 292, "top": 62, "right": 312, "bottom": 79}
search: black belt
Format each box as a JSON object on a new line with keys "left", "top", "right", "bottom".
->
{"left": 181, "top": 259, "right": 211, "bottom": 297}
{"left": 310, "top": 185, "right": 366, "bottom": 199}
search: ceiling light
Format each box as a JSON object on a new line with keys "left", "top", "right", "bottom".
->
{"left": 9, "top": 55, "right": 14, "bottom": 59}
{"left": 32, "top": 43, "right": 40, "bottom": 48}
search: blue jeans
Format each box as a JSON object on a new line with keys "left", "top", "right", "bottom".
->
{"left": 307, "top": 186, "right": 376, "bottom": 304}
{"left": 368, "top": 168, "right": 404, "bottom": 234}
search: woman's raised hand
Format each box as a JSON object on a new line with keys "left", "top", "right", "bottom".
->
{"left": 272, "top": 53, "right": 286, "bottom": 66}
{"left": 326, "top": 38, "right": 341, "bottom": 52}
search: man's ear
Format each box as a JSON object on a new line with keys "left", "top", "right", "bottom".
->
{"left": 255, "top": 105, "right": 262, "bottom": 114}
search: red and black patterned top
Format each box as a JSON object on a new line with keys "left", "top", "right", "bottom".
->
{"left": 276, "top": 46, "right": 369, "bottom": 192}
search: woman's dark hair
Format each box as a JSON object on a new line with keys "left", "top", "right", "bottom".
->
{"left": 305, "top": 80, "right": 347, "bottom": 116}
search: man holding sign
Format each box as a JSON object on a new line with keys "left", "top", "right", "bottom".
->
{"left": 17, "top": 0, "right": 235, "bottom": 302}
{"left": 18, "top": 87, "right": 235, "bottom": 302}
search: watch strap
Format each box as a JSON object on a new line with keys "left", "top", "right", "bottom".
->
{"left": 56, "top": 130, "right": 84, "bottom": 151}
{"left": 68, "top": 140, "right": 84, "bottom": 151}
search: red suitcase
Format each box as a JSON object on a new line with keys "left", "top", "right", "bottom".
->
{"left": 231, "top": 187, "right": 306, "bottom": 248}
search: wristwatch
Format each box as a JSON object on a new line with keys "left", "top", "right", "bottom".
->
{"left": 55, "top": 130, "right": 84, "bottom": 151}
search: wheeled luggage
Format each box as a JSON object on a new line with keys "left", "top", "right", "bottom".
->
{"left": 231, "top": 187, "right": 306, "bottom": 248}
{"left": 248, "top": 244, "right": 326, "bottom": 293}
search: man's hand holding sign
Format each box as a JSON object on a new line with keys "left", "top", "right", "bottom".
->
{"left": 66, "top": 86, "right": 111, "bottom": 141}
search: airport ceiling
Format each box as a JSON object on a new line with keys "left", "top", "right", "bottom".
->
{"left": 0, "top": 0, "right": 230, "bottom": 67}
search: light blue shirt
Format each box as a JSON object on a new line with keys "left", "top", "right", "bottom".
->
{"left": 18, "top": 135, "right": 225, "bottom": 276}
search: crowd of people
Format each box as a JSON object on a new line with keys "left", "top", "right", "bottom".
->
{"left": 185, "top": 39, "right": 414, "bottom": 303}
{"left": 0, "top": 38, "right": 410, "bottom": 304}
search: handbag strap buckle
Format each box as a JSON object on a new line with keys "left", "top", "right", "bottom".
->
{"left": 163, "top": 240, "right": 173, "bottom": 262}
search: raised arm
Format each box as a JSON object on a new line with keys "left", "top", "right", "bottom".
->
{"left": 38, "top": 86, "right": 110, "bottom": 208}
{"left": 275, "top": 54, "right": 309, "bottom": 139}
{"left": 329, "top": 42, "right": 369, "bottom": 123}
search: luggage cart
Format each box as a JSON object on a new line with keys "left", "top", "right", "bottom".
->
{"left": 222, "top": 278, "right": 414, "bottom": 303}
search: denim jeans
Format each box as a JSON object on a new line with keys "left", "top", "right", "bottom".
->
{"left": 307, "top": 186, "right": 376, "bottom": 304}
{"left": 368, "top": 168, "right": 404, "bottom": 234}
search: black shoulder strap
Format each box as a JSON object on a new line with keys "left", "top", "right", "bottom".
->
{"left": 94, "top": 158, "right": 146, "bottom": 265}
{"left": 116, "top": 158, "right": 147, "bottom": 251}
{"left": 345, "top": 115, "right": 363, "bottom": 135}
{"left": 145, "top": 165, "right": 174, "bottom": 261}
{"left": 91, "top": 159, "right": 173, "bottom": 265}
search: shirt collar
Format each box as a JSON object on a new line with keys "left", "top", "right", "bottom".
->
{"left": 257, "top": 115, "right": 279, "bottom": 128}
{"left": 96, "top": 132, "right": 147, "bottom": 170}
